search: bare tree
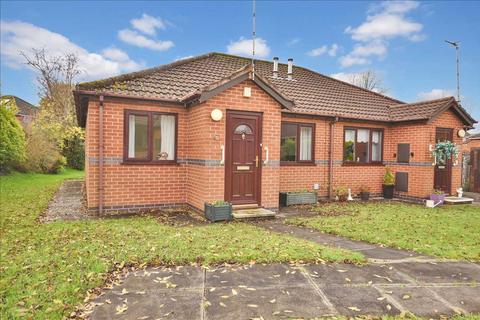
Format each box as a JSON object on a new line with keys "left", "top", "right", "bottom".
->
{"left": 21, "top": 48, "right": 80, "bottom": 123}
{"left": 350, "top": 70, "right": 388, "bottom": 94}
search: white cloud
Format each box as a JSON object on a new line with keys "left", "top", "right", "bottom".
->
{"left": 118, "top": 29, "right": 174, "bottom": 51}
{"left": 286, "top": 38, "right": 300, "bottom": 46}
{"left": 339, "top": 55, "right": 370, "bottom": 67}
{"left": 350, "top": 41, "right": 387, "bottom": 57}
{"left": 307, "top": 44, "right": 339, "bottom": 57}
{"left": 330, "top": 72, "right": 362, "bottom": 83}
{"left": 174, "top": 55, "right": 194, "bottom": 62}
{"left": 131, "top": 13, "right": 166, "bottom": 36}
{"left": 307, "top": 46, "right": 328, "bottom": 57}
{"left": 0, "top": 20, "right": 144, "bottom": 80}
{"left": 379, "top": 0, "right": 420, "bottom": 14}
{"left": 417, "top": 89, "right": 454, "bottom": 101}
{"left": 345, "top": 14, "right": 423, "bottom": 42}
{"left": 328, "top": 44, "right": 339, "bottom": 57}
{"left": 340, "top": 1, "right": 423, "bottom": 68}
{"left": 227, "top": 37, "right": 270, "bottom": 58}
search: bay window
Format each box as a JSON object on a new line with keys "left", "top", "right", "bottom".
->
{"left": 281, "top": 122, "right": 314, "bottom": 164}
{"left": 124, "top": 110, "right": 177, "bottom": 163}
{"left": 344, "top": 127, "right": 383, "bottom": 164}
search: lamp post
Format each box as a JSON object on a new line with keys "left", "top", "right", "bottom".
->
{"left": 445, "top": 40, "right": 461, "bottom": 103}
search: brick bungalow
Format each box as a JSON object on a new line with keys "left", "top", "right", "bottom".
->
{"left": 462, "top": 132, "right": 480, "bottom": 192}
{"left": 73, "top": 53, "right": 476, "bottom": 214}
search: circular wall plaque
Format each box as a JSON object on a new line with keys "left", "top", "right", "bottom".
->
{"left": 457, "top": 129, "right": 466, "bottom": 138}
{"left": 211, "top": 108, "right": 223, "bottom": 121}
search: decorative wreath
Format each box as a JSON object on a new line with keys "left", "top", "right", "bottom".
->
{"left": 431, "top": 141, "right": 459, "bottom": 164}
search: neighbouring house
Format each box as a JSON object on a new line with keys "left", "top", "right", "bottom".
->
{"left": 461, "top": 132, "right": 480, "bottom": 192}
{"left": 73, "top": 53, "right": 476, "bottom": 215}
{"left": 0, "top": 95, "right": 37, "bottom": 127}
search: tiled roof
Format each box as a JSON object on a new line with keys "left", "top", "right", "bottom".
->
{"left": 1, "top": 95, "right": 37, "bottom": 116}
{"left": 76, "top": 52, "right": 476, "bottom": 125}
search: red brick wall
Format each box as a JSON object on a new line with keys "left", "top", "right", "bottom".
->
{"left": 85, "top": 80, "right": 467, "bottom": 213}
{"left": 85, "top": 79, "right": 282, "bottom": 213}
{"left": 278, "top": 109, "right": 465, "bottom": 198}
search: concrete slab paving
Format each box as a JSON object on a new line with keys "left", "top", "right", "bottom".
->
{"left": 204, "top": 285, "right": 333, "bottom": 320}
{"left": 393, "top": 261, "right": 480, "bottom": 284}
{"left": 89, "top": 262, "right": 479, "bottom": 319}
{"left": 432, "top": 286, "right": 480, "bottom": 314}
{"left": 385, "top": 286, "right": 459, "bottom": 317}
{"left": 322, "top": 285, "right": 401, "bottom": 317}
{"left": 304, "top": 263, "right": 411, "bottom": 285}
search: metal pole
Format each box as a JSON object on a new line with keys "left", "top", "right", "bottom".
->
{"left": 252, "top": 0, "right": 256, "bottom": 80}
{"left": 455, "top": 45, "right": 460, "bottom": 103}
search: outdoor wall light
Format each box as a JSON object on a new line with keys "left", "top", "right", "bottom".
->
{"left": 457, "top": 129, "right": 466, "bottom": 138}
{"left": 211, "top": 108, "right": 223, "bottom": 121}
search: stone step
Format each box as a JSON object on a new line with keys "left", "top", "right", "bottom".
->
{"left": 444, "top": 196, "right": 474, "bottom": 205}
{"left": 232, "top": 208, "right": 276, "bottom": 219}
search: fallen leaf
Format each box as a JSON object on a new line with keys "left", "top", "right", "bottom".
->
{"left": 348, "top": 306, "right": 361, "bottom": 311}
{"left": 219, "top": 302, "right": 227, "bottom": 307}
{"left": 269, "top": 299, "right": 276, "bottom": 303}
{"left": 402, "top": 294, "right": 411, "bottom": 300}
{"left": 116, "top": 304, "right": 128, "bottom": 314}
{"left": 247, "top": 304, "right": 258, "bottom": 308}
{"left": 232, "top": 289, "right": 238, "bottom": 296}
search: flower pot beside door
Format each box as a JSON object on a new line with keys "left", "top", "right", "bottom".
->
{"left": 204, "top": 201, "right": 232, "bottom": 222}
{"left": 429, "top": 189, "right": 446, "bottom": 204}
{"left": 382, "top": 167, "right": 395, "bottom": 199}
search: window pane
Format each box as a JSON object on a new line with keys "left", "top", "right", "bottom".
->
{"left": 372, "top": 131, "right": 382, "bottom": 161}
{"left": 344, "top": 129, "right": 355, "bottom": 161}
{"left": 356, "top": 129, "right": 370, "bottom": 163}
{"left": 281, "top": 123, "right": 297, "bottom": 161}
{"left": 153, "top": 114, "right": 175, "bottom": 160}
{"left": 299, "top": 126, "right": 312, "bottom": 161}
{"left": 128, "top": 114, "right": 148, "bottom": 159}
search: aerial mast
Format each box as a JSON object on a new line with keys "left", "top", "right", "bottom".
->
{"left": 252, "top": 0, "right": 256, "bottom": 80}
{"left": 445, "top": 40, "right": 461, "bottom": 103}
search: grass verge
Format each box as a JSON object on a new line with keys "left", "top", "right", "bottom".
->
{"left": 0, "top": 170, "right": 362, "bottom": 319}
{"left": 286, "top": 202, "right": 480, "bottom": 261}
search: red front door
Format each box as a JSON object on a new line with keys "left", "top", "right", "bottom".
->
{"left": 433, "top": 127, "right": 453, "bottom": 194}
{"left": 225, "top": 111, "right": 262, "bottom": 205}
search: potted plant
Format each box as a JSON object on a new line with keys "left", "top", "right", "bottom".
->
{"left": 431, "top": 141, "right": 459, "bottom": 165}
{"left": 334, "top": 186, "right": 348, "bottom": 202}
{"left": 382, "top": 167, "right": 395, "bottom": 199}
{"left": 430, "top": 189, "right": 446, "bottom": 204}
{"left": 280, "top": 189, "right": 318, "bottom": 206}
{"left": 204, "top": 200, "right": 232, "bottom": 222}
{"left": 359, "top": 186, "right": 370, "bottom": 201}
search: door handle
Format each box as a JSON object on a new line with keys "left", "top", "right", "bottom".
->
{"left": 255, "top": 156, "right": 259, "bottom": 168}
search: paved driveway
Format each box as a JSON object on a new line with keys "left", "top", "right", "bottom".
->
{"left": 90, "top": 261, "right": 480, "bottom": 319}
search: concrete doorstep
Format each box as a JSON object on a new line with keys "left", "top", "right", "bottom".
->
{"left": 89, "top": 262, "right": 480, "bottom": 320}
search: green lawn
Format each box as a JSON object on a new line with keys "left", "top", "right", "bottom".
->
{"left": 286, "top": 202, "right": 480, "bottom": 261}
{"left": 0, "top": 170, "right": 362, "bottom": 319}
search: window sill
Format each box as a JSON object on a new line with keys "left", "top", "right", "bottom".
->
{"left": 280, "top": 162, "right": 316, "bottom": 166}
{"left": 342, "top": 162, "right": 385, "bottom": 167}
{"left": 121, "top": 160, "right": 179, "bottom": 166}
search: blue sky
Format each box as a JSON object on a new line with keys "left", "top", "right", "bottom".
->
{"left": 1, "top": 0, "right": 479, "bottom": 125}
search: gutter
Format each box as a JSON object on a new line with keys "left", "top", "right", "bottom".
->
{"left": 328, "top": 116, "right": 339, "bottom": 199}
{"left": 98, "top": 95, "right": 104, "bottom": 215}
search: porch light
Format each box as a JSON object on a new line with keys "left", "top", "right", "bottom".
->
{"left": 211, "top": 108, "right": 223, "bottom": 121}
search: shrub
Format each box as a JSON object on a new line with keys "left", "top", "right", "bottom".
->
{"left": 0, "top": 101, "right": 26, "bottom": 173}
{"left": 61, "top": 127, "right": 85, "bottom": 170}
{"left": 383, "top": 167, "right": 395, "bottom": 185}
{"left": 24, "top": 126, "right": 66, "bottom": 174}
{"left": 334, "top": 186, "right": 349, "bottom": 201}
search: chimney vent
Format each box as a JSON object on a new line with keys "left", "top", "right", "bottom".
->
{"left": 287, "top": 58, "right": 293, "bottom": 80}
{"left": 273, "top": 57, "right": 279, "bottom": 78}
